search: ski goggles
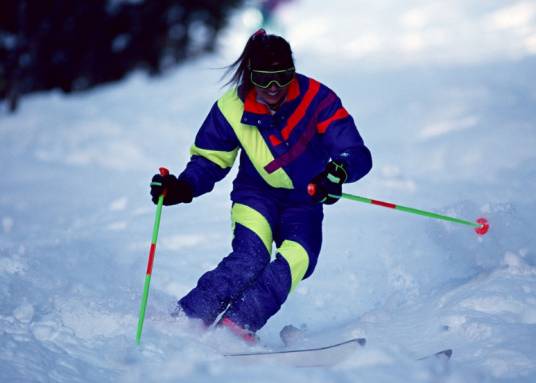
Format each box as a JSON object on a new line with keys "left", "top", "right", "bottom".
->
{"left": 250, "top": 67, "right": 295, "bottom": 88}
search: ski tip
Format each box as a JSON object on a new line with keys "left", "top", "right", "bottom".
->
{"left": 475, "top": 217, "right": 489, "bottom": 236}
{"left": 356, "top": 338, "right": 366, "bottom": 346}
{"left": 435, "top": 349, "right": 453, "bottom": 359}
{"left": 418, "top": 348, "right": 453, "bottom": 361}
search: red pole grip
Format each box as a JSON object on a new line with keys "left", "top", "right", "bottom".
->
{"left": 307, "top": 183, "right": 317, "bottom": 196}
{"left": 159, "top": 167, "right": 169, "bottom": 176}
{"left": 158, "top": 167, "right": 170, "bottom": 197}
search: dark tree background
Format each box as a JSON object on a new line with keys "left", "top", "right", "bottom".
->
{"left": 0, "top": 0, "right": 243, "bottom": 112}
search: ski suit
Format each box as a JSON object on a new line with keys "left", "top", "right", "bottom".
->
{"left": 177, "top": 73, "right": 372, "bottom": 332}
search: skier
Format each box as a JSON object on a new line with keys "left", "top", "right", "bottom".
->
{"left": 150, "top": 29, "right": 372, "bottom": 343}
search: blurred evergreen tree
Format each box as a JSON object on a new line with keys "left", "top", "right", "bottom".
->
{"left": 0, "top": 0, "right": 243, "bottom": 112}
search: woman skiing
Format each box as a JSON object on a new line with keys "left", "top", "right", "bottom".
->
{"left": 150, "top": 29, "right": 372, "bottom": 343}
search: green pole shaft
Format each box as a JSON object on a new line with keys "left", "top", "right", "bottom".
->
{"left": 333, "top": 192, "right": 480, "bottom": 228}
{"left": 136, "top": 193, "right": 164, "bottom": 345}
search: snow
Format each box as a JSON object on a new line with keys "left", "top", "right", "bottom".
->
{"left": 1, "top": 1, "right": 536, "bottom": 382}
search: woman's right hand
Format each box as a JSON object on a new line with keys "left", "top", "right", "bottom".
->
{"left": 150, "top": 173, "right": 193, "bottom": 205}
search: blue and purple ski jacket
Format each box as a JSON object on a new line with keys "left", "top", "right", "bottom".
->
{"left": 178, "top": 73, "right": 372, "bottom": 204}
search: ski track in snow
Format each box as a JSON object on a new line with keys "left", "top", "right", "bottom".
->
{"left": 2, "top": 3, "right": 536, "bottom": 382}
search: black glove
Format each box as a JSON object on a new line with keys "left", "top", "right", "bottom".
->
{"left": 150, "top": 173, "right": 193, "bottom": 205}
{"left": 308, "top": 161, "right": 348, "bottom": 205}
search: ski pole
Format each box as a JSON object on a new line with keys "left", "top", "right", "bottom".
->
{"left": 307, "top": 184, "right": 489, "bottom": 236}
{"left": 136, "top": 167, "right": 169, "bottom": 345}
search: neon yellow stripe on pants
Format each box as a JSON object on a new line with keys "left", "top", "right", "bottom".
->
{"left": 278, "top": 240, "right": 309, "bottom": 291}
{"left": 231, "top": 203, "right": 273, "bottom": 254}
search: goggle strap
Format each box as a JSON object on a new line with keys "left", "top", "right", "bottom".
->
{"left": 251, "top": 67, "right": 295, "bottom": 74}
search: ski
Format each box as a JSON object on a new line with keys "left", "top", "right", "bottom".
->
{"left": 418, "top": 349, "right": 453, "bottom": 361}
{"left": 224, "top": 337, "right": 366, "bottom": 367}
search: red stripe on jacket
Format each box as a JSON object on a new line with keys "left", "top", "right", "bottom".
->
{"left": 317, "top": 107, "right": 350, "bottom": 133}
{"left": 281, "top": 79, "right": 320, "bottom": 141}
{"left": 269, "top": 134, "right": 282, "bottom": 146}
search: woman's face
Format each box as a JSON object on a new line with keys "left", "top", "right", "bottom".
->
{"left": 255, "top": 82, "right": 290, "bottom": 107}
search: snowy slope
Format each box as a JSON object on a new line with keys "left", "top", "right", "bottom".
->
{"left": 2, "top": 1, "right": 536, "bottom": 382}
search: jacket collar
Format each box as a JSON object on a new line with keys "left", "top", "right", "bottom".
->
{"left": 243, "top": 77, "right": 301, "bottom": 116}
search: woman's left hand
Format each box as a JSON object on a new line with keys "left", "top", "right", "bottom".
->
{"left": 307, "top": 161, "right": 347, "bottom": 205}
